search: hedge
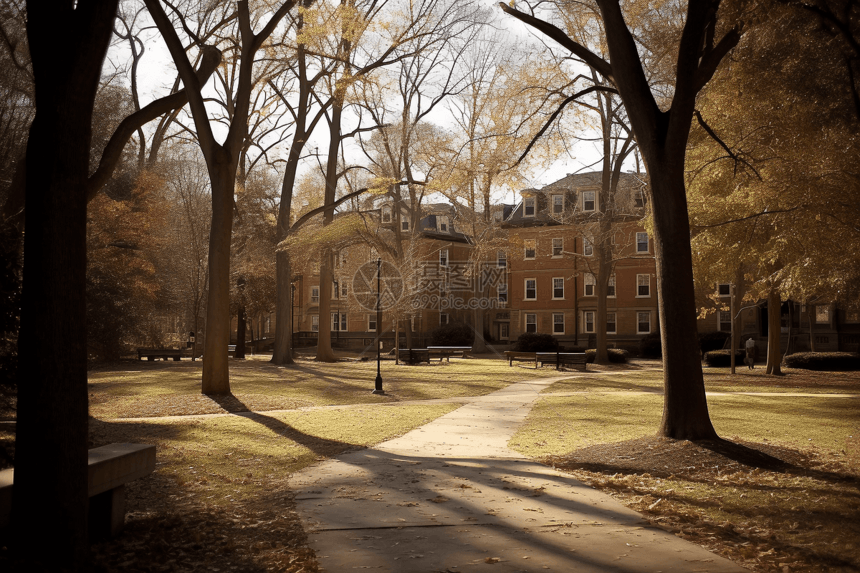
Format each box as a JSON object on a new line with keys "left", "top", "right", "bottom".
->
{"left": 783, "top": 352, "right": 860, "bottom": 371}
{"left": 585, "top": 348, "right": 629, "bottom": 364}
{"left": 699, "top": 330, "right": 731, "bottom": 353}
{"left": 639, "top": 332, "right": 662, "bottom": 358}
{"left": 514, "top": 332, "right": 559, "bottom": 352}
{"left": 430, "top": 322, "right": 474, "bottom": 346}
{"left": 703, "top": 349, "right": 745, "bottom": 367}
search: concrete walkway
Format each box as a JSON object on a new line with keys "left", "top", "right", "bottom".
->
{"left": 289, "top": 376, "right": 748, "bottom": 572}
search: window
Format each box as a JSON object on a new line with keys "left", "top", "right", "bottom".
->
{"left": 525, "top": 278, "right": 536, "bottom": 300}
{"left": 607, "top": 275, "right": 616, "bottom": 297}
{"left": 524, "top": 197, "right": 535, "bottom": 216}
{"left": 607, "top": 312, "right": 617, "bottom": 334}
{"left": 341, "top": 282, "right": 348, "bottom": 298}
{"left": 524, "top": 239, "right": 536, "bottom": 260}
{"left": 583, "top": 311, "right": 595, "bottom": 333}
{"left": 552, "top": 277, "right": 564, "bottom": 299}
{"left": 584, "top": 274, "right": 595, "bottom": 296}
{"left": 332, "top": 281, "right": 339, "bottom": 299}
{"left": 498, "top": 283, "right": 508, "bottom": 306}
{"left": 368, "top": 314, "right": 377, "bottom": 332}
{"left": 438, "top": 216, "right": 449, "bottom": 232}
{"left": 636, "top": 232, "right": 649, "bottom": 254}
{"left": 311, "top": 286, "right": 320, "bottom": 304}
{"left": 331, "top": 313, "right": 347, "bottom": 331}
{"left": 718, "top": 283, "right": 731, "bottom": 297}
{"left": 311, "top": 315, "right": 319, "bottom": 332}
{"left": 440, "top": 248, "right": 448, "bottom": 267}
{"left": 552, "top": 194, "right": 564, "bottom": 214}
{"left": 553, "top": 313, "right": 565, "bottom": 334}
{"left": 552, "top": 238, "right": 563, "bottom": 257}
{"left": 381, "top": 206, "right": 392, "bottom": 223}
{"left": 719, "top": 310, "right": 732, "bottom": 331}
{"left": 637, "top": 274, "right": 650, "bottom": 297}
{"left": 497, "top": 250, "right": 507, "bottom": 268}
{"left": 816, "top": 305, "right": 830, "bottom": 324}
{"left": 582, "top": 190, "right": 596, "bottom": 211}
{"left": 583, "top": 236, "right": 593, "bottom": 256}
{"left": 499, "top": 323, "right": 509, "bottom": 339}
{"left": 401, "top": 220, "right": 409, "bottom": 231}
{"left": 525, "top": 313, "right": 537, "bottom": 333}
{"left": 440, "top": 312, "right": 449, "bottom": 325}
{"left": 637, "top": 311, "right": 651, "bottom": 334}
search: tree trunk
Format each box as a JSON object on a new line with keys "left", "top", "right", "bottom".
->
{"left": 236, "top": 304, "right": 246, "bottom": 359}
{"left": 202, "top": 162, "right": 234, "bottom": 394}
{"left": 472, "top": 307, "right": 488, "bottom": 353}
{"left": 13, "top": 0, "right": 119, "bottom": 566}
{"left": 315, "top": 250, "right": 337, "bottom": 362}
{"left": 651, "top": 167, "right": 718, "bottom": 440}
{"left": 594, "top": 234, "right": 611, "bottom": 364}
{"left": 766, "top": 288, "right": 783, "bottom": 375}
{"left": 808, "top": 303, "right": 816, "bottom": 351}
{"left": 272, "top": 249, "right": 295, "bottom": 364}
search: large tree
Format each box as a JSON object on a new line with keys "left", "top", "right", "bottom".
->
{"left": 500, "top": 0, "right": 743, "bottom": 439}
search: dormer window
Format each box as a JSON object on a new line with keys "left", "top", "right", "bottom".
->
{"left": 582, "top": 191, "right": 596, "bottom": 212}
{"left": 552, "top": 194, "right": 563, "bottom": 214}
{"left": 381, "top": 206, "right": 392, "bottom": 223}
{"left": 524, "top": 197, "right": 535, "bottom": 217}
{"left": 438, "top": 216, "right": 449, "bottom": 232}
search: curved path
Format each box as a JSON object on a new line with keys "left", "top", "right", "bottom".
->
{"left": 289, "top": 375, "right": 747, "bottom": 572}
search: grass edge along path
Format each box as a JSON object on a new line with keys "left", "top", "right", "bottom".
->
{"left": 509, "top": 390, "right": 860, "bottom": 573}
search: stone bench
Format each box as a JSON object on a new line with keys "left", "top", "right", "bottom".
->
{"left": 0, "top": 443, "right": 156, "bottom": 539}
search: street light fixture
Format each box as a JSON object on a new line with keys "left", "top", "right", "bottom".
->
{"left": 372, "top": 257, "right": 384, "bottom": 394}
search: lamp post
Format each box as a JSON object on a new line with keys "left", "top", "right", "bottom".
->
{"left": 372, "top": 257, "right": 384, "bottom": 394}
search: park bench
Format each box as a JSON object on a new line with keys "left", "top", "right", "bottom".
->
{"left": 0, "top": 443, "right": 155, "bottom": 539}
{"left": 504, "top": 351, "right": 588, "bottom": 371}
{"left": 137, "top": 348, "right": 188, "bottom": 361}
{"left": 397, "top": 346, "right": 472, "bottom": 364}
{"left": 398, "top": 348, "right": 430, "bottom": 364}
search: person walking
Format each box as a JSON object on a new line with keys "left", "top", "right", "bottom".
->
{"left": 745, "top": 337, "right": 757, "bottom": 369}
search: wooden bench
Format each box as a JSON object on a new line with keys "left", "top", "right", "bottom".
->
{"left": 536, "top": 352, "right": 588, "bottom": 371}
{"left": 505, "top": 351, "right": 538, "bottom": 367}
{"left": 137, "top": 348, "right": 188, "bottom": 361}
{"left": 398, "top": 348, "right": 430, "bottom": 364}
{"left": 427, "top": 346, "right": 472, "bottom": 362}
{"left": 0, "top": 443, "right": 156, "bottom": 539}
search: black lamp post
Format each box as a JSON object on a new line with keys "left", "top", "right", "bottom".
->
{"left": 372, "top": 257, "right": 384, "bottom": 394}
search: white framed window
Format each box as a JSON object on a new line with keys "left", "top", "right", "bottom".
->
{"left": 525, "top": 278, "right": 537, "bottom": 300}
{"left": 438, "top": 216, "right": 449, "bottom": 232}
{"left": 637, "top": 274, "right": 650, "bottom": 297}
{"left": 584, "top": 274, "right": 595, "bottom": 297}
{"left": 583, "top": 311, "right": 595, "bottom": 333}
{"left": 637, "top": 311, "right": 651, "bottom": 334}
{"left": 607, "top": 312, "right": 617, "bottom": 334}
{"left": 717, "top": 283, "right": 731, "bottom": 297}
{"left": 552, "top": 237, "right": 563, "bottom": 257}
{"left": 497, "top": 250, "right": 507, "bottom": 268}
{"left": 524, "top": 239, "right": 536, "bottom": 260}
{"left": 311, "top": 286, "right": 320, "bottom": 304}
{"left": 552, "top": 277, "right": 564, "bottom": 299}
{"left": 498, "top": 283, "right": 508, "bottom": 306}
{"left": 582, "top": 190, "right": 596, "bottom": 211}
{"left": 552, "top": 194, "right": 564, "bottom": 214}
{"left": 368, "top": 314, "right": 377, "bottom": 332}
{"left": 525, "top": 313, "right": 537, "bottom": 333}
{"left": 636, "top": 232, "right": 649, "bottom": 254}
{"left": 440, "top": 312, "right": 449, "bottom": 325}
{"left": 341, "top": 282, "right": 348, "bottom": 298}
{"left": 607, "top": 275, "right": 616, "bottom": 297}
{"left": 311, "top": 315, "right": 319, "bottom": 332}
{"left": 816, "top": 305, "right": 830, "bottom": 324}
{"left": 524, "top": 197, "right": 536, "bottom": 217}
{"left": 401, "top": 220, "right": 409, "bottom": 231}
{"left": 440, "top": 248, "right": 448, "bottom": 267}
{"left": 583, "top": 236, "right": 593, "bottom": 256}
{"left": 331, "top": 312, "right": 347, "bottom": 331}
{"left": 719, "top": 310, "right": 732, "bottom": 331}
{"left": 553, "top": 313, "right": 565, "bottom": 334}
{"left": 381, "top": 206, "right": 392, "bottom": 223}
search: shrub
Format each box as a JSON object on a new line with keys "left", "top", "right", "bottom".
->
{"left": 585, "top": 348, "right": 629, "bottom": 363}
{"left": 699, "top": 330, "right": 731, "bottom": 353}
{"left": 783, "top": 352, "right": 860, "bottom": 371}
{"left": 514, "top": 332, "right": 559, "bottom": 352}
{"left": 430, "top": 322, "right": 474, "bottom": 346}
{"left": 639, "top": 332, "right": 662, "bottom": 358}
{"left": 703, "top": 349, "right": 745, "bottom": 367}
